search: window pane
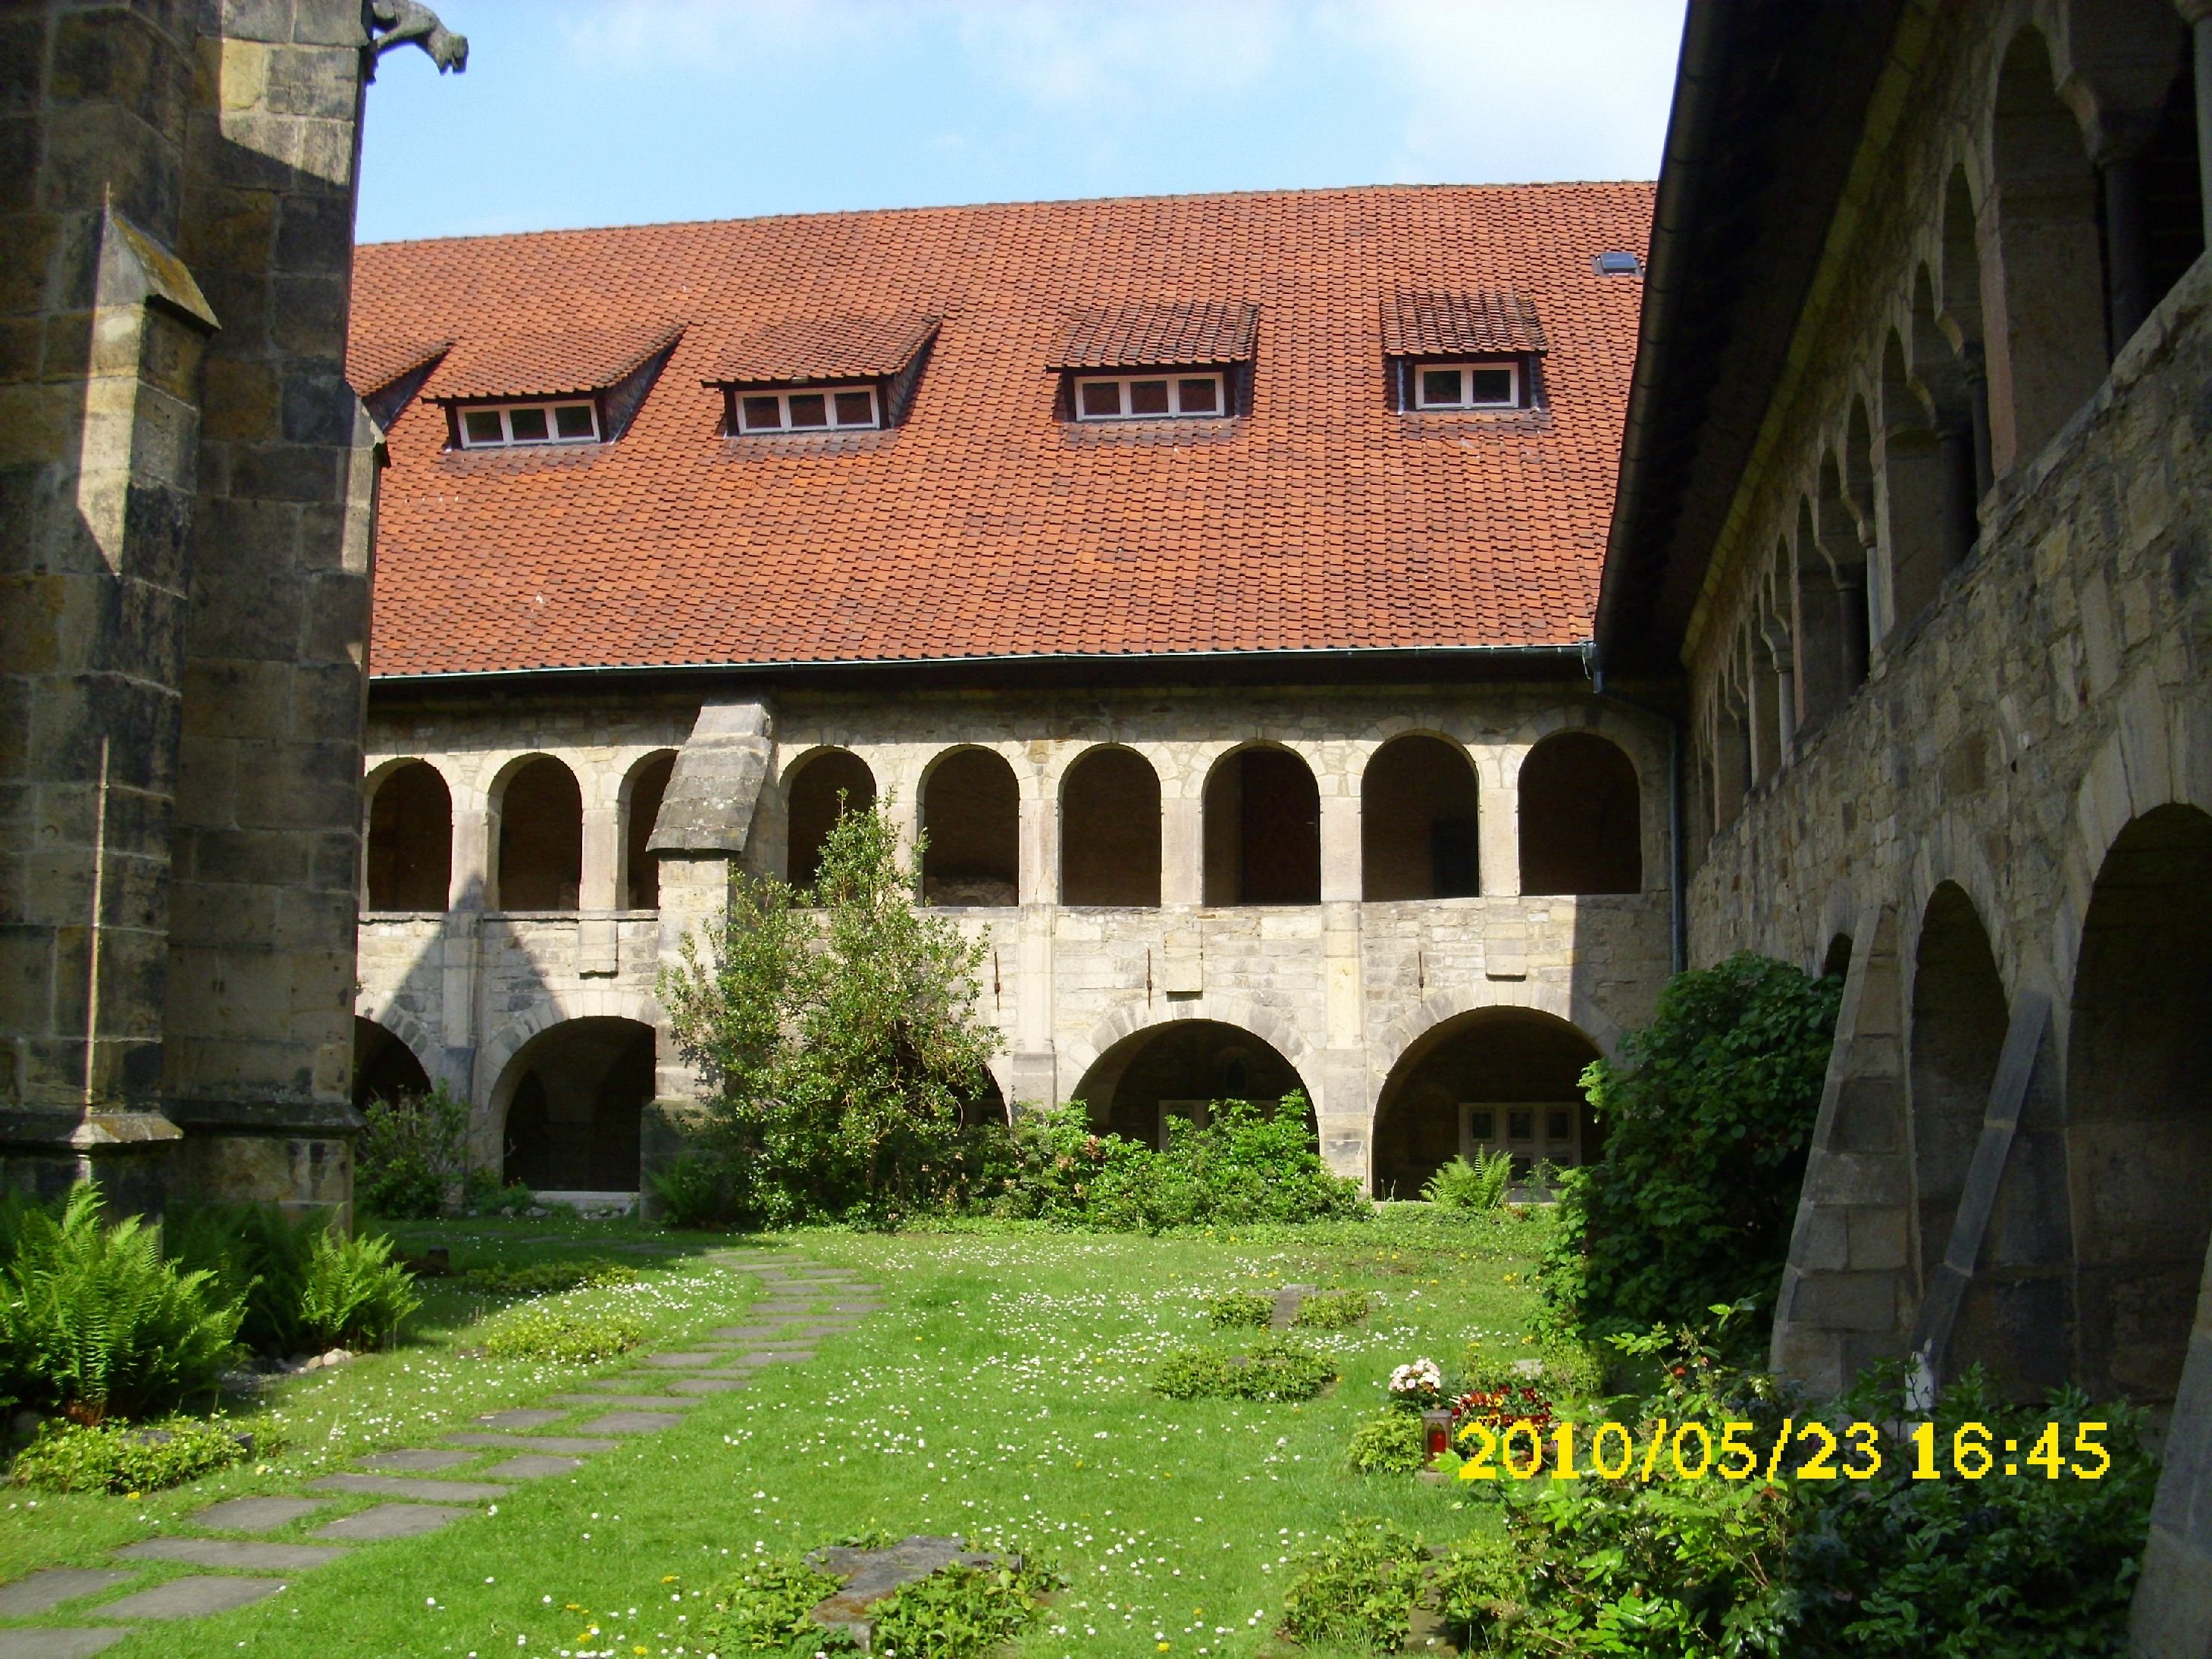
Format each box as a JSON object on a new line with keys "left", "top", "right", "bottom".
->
{"left": 1176, "top": 377, "right": 1218, "bottom": 413}
{"left": 1079, "top": 380, "right": 1121, "bottom": 418}
{"left": 462, "top": 409, "right": 504, "bottom": 446}
{"left": 833, "top": 390, "right": 875, "bottom": 427}
{"left": 1467, "top": 1109, "right": 1495, "bottom": 1141}
{"left": 507, "top": 406, "right": 550, "bottom": 442}
{"left": 787, "top": 393, "right": 828, "bottom": 427}
{"left": 1507, "top": 1109, "right": 1534, "bottom": 1141}
{"left": 1546, "top": 1109, "right": 1572, "bottom": 1142}
{"left": 553, "top": 404, "right": 596, "bottom": 439}
{"left": 1469, "top": 368, "right": 1515, "bottom": 405}
{"left": 1128, "top": 378, "right": 1170, "bottom": 415}
{"left": 1420, "top": 368, "right": 1462, "bottom": 407}
{"left": 741, "top": 396, "right": 782, "bottom": 430}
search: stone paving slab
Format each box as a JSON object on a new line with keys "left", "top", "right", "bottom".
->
{"left": 639, "top": 1352, "right": 725, "bottom": 1368}
{"left": 481, "top": 1454, "right": 582, "bottom": 1480}
{"left": 829, "top": 1302, "right": 882, "bottom": 1313}
{"left": 0, "top": 1570, "right": 134, "bottom": 1617}
{"left": 550, "top": 1393, "right": 698, "bottom": 1410}
{"left": 359, "top": 1448, "right": 477, "bottom": 1473}
{"left": 712, "top": 1324, "right": 793, "bottom": 1339}
{"left": 309, "top": 1473, "right": 509, "bottom": 1502}
{"left": 445, "top": 1432, "right": 621, "bottom": 1454}
{"left": 312, "top": 1504, "right": 467, "bottom": 1542}
{"left": 93, "top": 1576, "right": 287, "bottom": 1621}
{"left": 578, "top": 1411, "right": 682, "bottom": 1434}
{"left": 476, "top": 1409, "right": 568, "bottom": 1430}
{"left": 188, "top": 1497, "right": 326, "bottom": 1532}
{"left": 723, "top": 1349, "right": 816, "bottom": 1366}
{"left": 114, "top": 1538, "right": 346, "bottom": 1573}
{"left": 0, "top": 1631, "right": 130, "bottom": 1657}
{"left": 665, "top": 1377, "right": 747, "bottom": 1394}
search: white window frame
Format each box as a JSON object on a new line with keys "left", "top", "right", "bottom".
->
{"left": 1460, "top": 1100, "right": 1582, "bottom": 1172}
{"left": 1071, "top": 371, "right": 1228, "bottom": 422}
{"left": 733, "top": 383, "right": 882, "bottom": 434}
{"left": 455, "top": 400, "right": 601, "bottom": 449}
{"left": 1411, "top": 359, "right": 1521, "bottom": 412}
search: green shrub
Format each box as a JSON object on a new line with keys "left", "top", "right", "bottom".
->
{"left": 1148, "top": 1338, "right": 1334, "bottom": 1403}
{"left": 460, "top": 1258, "right": 638, "bottom": 1298}
{"left": 867, "top": 1557, "right": 1055, "bottom": 1659}
{"left": 1292, "top": 1288, "right": 1369, "bottom": 1329}
{"left": 481, "top": 1300, "right": 644, "bottom": 1364}
{"left": 649, "top": 1150, "right": 736, "bottom": 1229}
{"left": 462, "top": 1171, "right": 536, "bottom": 1216}
{"left": 11, "top": 1416, "right": 260, "bottom": 1494}
{"left": 1543, "top": 953, "right": 1841, "bottom": 1350}
{"left": 693, "top": 1553, "right": 847, "bottom": 1654}
{"left": 1345, "top": 1408, "right": 1428, "bottom": 1475}
{"left": 356, "top": 1083, "right": 470, "bottom": 1219}
{"left": 294, "top": 1228, "right": 419, "bottom": 1351}
{"left": 1461, "top": 1336, "right": 1603, "bottom": 1401}
{"left": 0, "top": 1185, "right": 240, "bottom": 1421}
{"left": 167, "top": 1203, "right": 418, "bottom": 1355}
{"left": 1279, "top": 1517, "right": 1430, "bottom": 1653}
{"left": 1149, "top": 1347, "right": 1236, "bottom": 1401}
{"left": 1206, "top": 1289, "right": 1273, "bottom": 1328}
{"left": 1424, "top": 1148, "right": 1514, "bottom": 1210}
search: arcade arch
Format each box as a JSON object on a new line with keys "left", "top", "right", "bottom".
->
{"left": 1518, "top": 731, "right": 1641, "bottom": 895}
{"left": 1203, "top": 744, "right": 1319, "bottom": 905}
{"left": 1371, "top": 1007, "right": 1601, "bottom": 1199}
{"left": 920, "top": 747, "right": 1020, "bottom": 905}
{"left": 365, "top": 760, "right": 450, "bottom": 910}
{"left": 495, "top": 756, "right": 583, "bottom": 910}
{"left": 1061, "top": 746, "right": 1161, "bottom": 906}
{"left": 494, "top": 1016, "right": 657, "bottom": 1193}
{"left": 786, "top": 748, "right": 876, "bottom": 888}
{"left": 1070, "top": 1019, "right": 1314, "bottom": 1149}
{"left": 1361, "top": 735, "right": 1478, "bottom": 900}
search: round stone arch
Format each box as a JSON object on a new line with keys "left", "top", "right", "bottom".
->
{"left": 353, "top": 1000, "right": 462, "bottom": 1100}
{"left": 472, "top": 988, "right": 663, "bottom": 1169}
{"left": 1812, "top": 883, "right": 1875, "bottom": 981}
{"left": 1368, "top": 980, "right": 1628, "bottom": 1095}
{"left": 1903, "top": 819, "right": 2031, "bottom": 1010}
{"left": 1059, "top": 991, "right": 1323, "bottom": 1120}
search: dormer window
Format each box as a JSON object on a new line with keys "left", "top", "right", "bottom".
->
{"left": 737, "top": 385, "right": 881, "bottom": 434}
{"left": 1073, "top": 371, "right": 1225, "bottom": 421}
{"left": 1413, "top": 361, "right": 1521, "bottom": 412}
{"left": 457, "top": 399, "right": 601, "bottom": 448}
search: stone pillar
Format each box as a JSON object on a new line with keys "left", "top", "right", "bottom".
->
{"left": 1161, "top": 795, "right": 1204, "bottom": 906}
{"left": 1317, "top": 794, "right": 1361, "bottom": 902}
{"left": 1008, "top": 788, "right": 1057, "bottom": 1104}
{"left": 1477, "top": 765, "right": 1519, "bottom": 897}
{"left": 578, "top": 803, "right": 620, "bottom": 976}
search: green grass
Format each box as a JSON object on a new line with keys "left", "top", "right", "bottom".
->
{"left": 0, "top": 1207, "right": 1554, "bottom": 1657}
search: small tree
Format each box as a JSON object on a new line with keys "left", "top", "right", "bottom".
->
{"left": 660, "top": 801, "right": 1002, "bottom": 1225}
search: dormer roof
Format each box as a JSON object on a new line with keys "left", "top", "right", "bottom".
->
{"left": 1381, "top": 290, "right": 1549, "bottom": 358}
{"left": 428, "top": 321, "right": 684, "bottom": 402}
{"left": 1045, "top": 301, "right": 1261, "bottom": 371}
{"left": 707, "top": 313, "right": 939, "bottom": 387}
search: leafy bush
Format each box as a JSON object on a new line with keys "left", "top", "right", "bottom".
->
{"left": 1149, "top": 1338, "right": 1334, "bottom": 1403}
{"left": 867, "top": 1557, "right": 1056, "bottom": 1659}
{"left": 481, "top": 1300, "right": 644, "bottom": 1364}
{"left": 356, "top": 1083, "right": 470, "bottom": 1219}
{"left": 166, "top": 1203, "right": 418, "bottom": 1355}
{"left": 1292, "top": 1288, "right": 1369, "bottom": 1329}
{"left": 1424, "top": 1148, "right": 1514, "bottom": 1210}
{"left": 1206, "top": 1290, "right": 1273, "bottom": 1329}
{"left": 693, "top": 1553, "right": 847, "bottom": 1655}
{"left": 11, "top": 1416, "right": 259, "bottom": 1494}
{"left": 0, "top": 1186, "right": 240, "bottom": 1422}
{"left": 1462, "top": 1336, "right": 1604, "bottom": 1400}
{"left": 649, "top": 1150, "right": 736, "bottom": 1229}
{"left": 460, "top": 1258, "right": 638, "bottom": 1298}
{"left": 1345, "top": 1409, "right": 1428, "bottom": 1475}
{"left": 294, "top": 1229, "right": 419, "bottom": 1350}
{"left": 1543, "top": 953, "right": 1841, "bottom": 1349}
{"left": 1279, "top": 1517, "right": 1430, "bottom": 1652}
{"left": 462, "top": 1171, "right": 536, "bottom": 1216}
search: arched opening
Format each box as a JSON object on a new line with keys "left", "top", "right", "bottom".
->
{"left": 1518, "top": 731, "right": 1641, "bottom": 895}
{"left": 495, "top": 756, "right": 583, "bottom": 910}
{"left": 1987, "top": 27, "right": 2107, "bottom": 473}
{"left": 1371, "top": 1008, "right": 1601, "bottom": 1199}
{"left": 1822, "top": 931, "right": 1854, "bottom": 984}
{"left": 1361, "top": 735, "right": 1479, "bottom": 900}
{"left": 2066, "top": 804, "right": 2212, "bottom": 1404}
{"left": 787, "top": 749, "right": 876, "bottom": 889}
{"left": 1061, "top": 747, "right": 1161, "bottom": 906}
{"left": 622, "top": 750, "right": 675, "bottom": 909}
{"left": 1815, "top": 450, "right": 1872, "bottom": 695}
{"left": 2123, "top": 42, "right": 2204, "bottom": 336}
{"left": 352, "top": 1016, "right": 431, "bottom": 1113}
{"left": 1878, "top": 330, "right": 1950, "bottom": 633}
{"left": 1909, "top": 884, "right": 2010, "bottom": 1304}
{"left": 1071, "top": 1019, "right": 1314, "bottom": 1149}
{"left": 1938, "top": 167, "right": 1994, "bottom": 505}
{"left": 497, "top": 1016, "right": 656, "bottom": 1193}
{"left": 1203, "top": 745, "right": 1319, "bottom": 905}
{"left": 920, "top": 747, "right": 1020, "bottom": 906}
{"left": 365, "top": 761, "right": 451, "bottom": 911}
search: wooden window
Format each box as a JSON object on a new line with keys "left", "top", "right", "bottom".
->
{"left": 735, "top": 384, "right": 880, "bottom": 434}
{"left": 456, "top": 400, "right": 601, "bottom": 448}
{"left": 1072, "top": 371, "right": 1227, "bottom": 421}
{"left": 1460, "top": 1100, "right": 1581, "bottom": 1174}
{"left": 1411, "top": 360, "right": 1521, "bottom": 411}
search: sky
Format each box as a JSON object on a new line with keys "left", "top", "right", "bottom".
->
{"left": 356, "top": 1, "right": 1686, "bottom": 244}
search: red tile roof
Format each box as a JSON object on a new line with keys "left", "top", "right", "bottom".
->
{"left": 350, "top": 183, "right": 1651, "bottom": 678}
{"left": 428, "top": 320, "right": 685, "bottom": 400}
{"left": 710, "top": 312, "right": 941, "bottom": 385}
{"left": 347, "top": 333, "right": 450, "bottom": 397}
{"left": 1046, "top": 301, "right": 1261, "bottom": 370}
{"left": 1382, "top": 290, "right": 1549, "bottom": 357}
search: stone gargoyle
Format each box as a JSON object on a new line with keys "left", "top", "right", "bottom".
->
{"left": 363, "top": 1, "right": 469, "bottom": 80}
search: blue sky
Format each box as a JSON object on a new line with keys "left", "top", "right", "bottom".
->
{"left": 357, "top": 1, "right": 1685, "bottom": 244}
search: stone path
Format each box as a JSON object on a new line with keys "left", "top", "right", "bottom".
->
{"left": 0, "top": 1252, "right": 877, "bottom": 1656}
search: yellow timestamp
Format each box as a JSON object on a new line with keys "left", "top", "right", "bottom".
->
{"left": 1452, "top": 1418, "right": 2113, "bottom": 1482}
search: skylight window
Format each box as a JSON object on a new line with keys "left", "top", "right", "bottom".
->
{"left": 736, "top": 384, "right": 881, "bottom": 434}
{"left": 456, "top": 400, "right": 600, "bottom": 448}
{"left": 1073, "top": 371, "right": 1225, "bottom": 421}
{"left": 1594, "top": 251, "right": 1643, "bottom": 276}
{"left": 1412, "top": 361, "right": 1521, "bottom": 411}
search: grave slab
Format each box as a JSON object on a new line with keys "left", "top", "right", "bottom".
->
{"left": 578, "top": 1411, "right": 682, "bottom": 1434}
{"left": 0, "top": 1570, "right": 133, "bottom": 1617}
{"left": 189, "top": 1497, "right": 326, "bottom": 1532}
{"left": 477, "top": 1409, "right": 568, "bottom": 1430}
{"left": 0, "top": 1632, "right": 130, "bottom": 1657}
{"left": 482, "top": 1454, "right": 583, "bottom": 1480}
{"left": 309, "top": 1474, "right": 509, "bottom": 1501}
{"left": 93, "top": 1576, "right": 287, "bottom": 1620}
{"left": 806, "top": 1535, "right": 1017, "bottom": 1648}
{"left": 312, "top": 1504, "right": 468, "bottom": 1542}
{"left": 114, "top": 1538, "right": 346, "bottom": 1573}
{"left": 445, "top": 1432, "right": 620, "bottom": 1454}
{"left": 359, "top": 1448, "right": 476, "bottom": 1473}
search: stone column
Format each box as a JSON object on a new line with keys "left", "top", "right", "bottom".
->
{"left": 1477, "top": 766, "right": 1520, "bottom": 898}
{"left": 1314, "top": 787, "right": 1368, "bottom": 1180}
{"left": 578, "top": 804, "right": 620, "bottom": 975}
{"left": 1161, "top": 795, "right": 1204, "bottom": 906}
{"left": 1009, "top": 789, "right": 1057, "bottom": 1105}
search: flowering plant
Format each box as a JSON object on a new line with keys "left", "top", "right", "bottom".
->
{"left": 1452, "top": 1382, "right": 1556, "bottom": 1469}
{"left": 1386, "top": 1357, "right": 1445, "bottom": 1410}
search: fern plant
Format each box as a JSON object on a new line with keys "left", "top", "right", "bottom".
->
{"left": 295, "top": 1228, "right": 418, "bottom": 1351}
{"left": 1, "top": 1186, "right": 241, "bottom": 1422}
{"left": 1423, "top": 1147, "right": 1515, "bottom": 1210}
{"left": 167, "top": 1201, "right": 418, "bottom": 1355}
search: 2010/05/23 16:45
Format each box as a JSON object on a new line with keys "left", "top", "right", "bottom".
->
{"left": 1450, "top": 1417, "right": 2112, "bottom": 1482}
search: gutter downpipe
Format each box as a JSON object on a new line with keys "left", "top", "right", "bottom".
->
{"left": 1584, "top": 641, "right": 1687, "bottom": 975}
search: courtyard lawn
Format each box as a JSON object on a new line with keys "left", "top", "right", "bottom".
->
{"left": 0, "top": 1207, "right": 1550, "bottom": 1659}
